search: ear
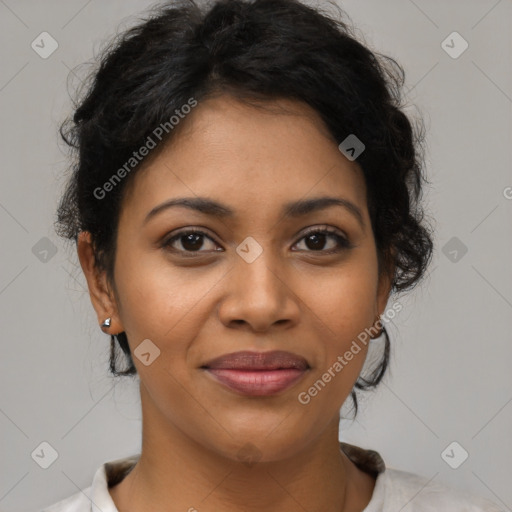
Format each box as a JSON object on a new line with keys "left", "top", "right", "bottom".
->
{"left": 77, "top": 231, "right": 124, "bottom": 335}
{"left": 375, "top": 258, "right": 395, "bottom": 318}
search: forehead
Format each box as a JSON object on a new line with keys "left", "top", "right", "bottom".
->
{"left": 121, "top": 95, "right": 368, "bottom": 224}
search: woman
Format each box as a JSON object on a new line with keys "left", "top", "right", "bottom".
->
{"left": 46, "top": 0, "right": 501, "bottom": 510}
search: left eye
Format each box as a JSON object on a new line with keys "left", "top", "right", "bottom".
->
{"left": 293, "top": 228, "right": 351, "bottom": 253}
{"left": 162, "top": 228, "right": 351, "bottom": 255}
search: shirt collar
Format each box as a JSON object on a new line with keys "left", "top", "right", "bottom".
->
{"left": 90, "top": 454, "right": 139, "bottom": 512}
{"left": 89, "top": 443, "right": 385, "bottom": 511}
{"left": 339, "top": 441, "right": 386, "bottom": 476}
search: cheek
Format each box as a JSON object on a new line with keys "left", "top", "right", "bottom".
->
{"left": 307, "top": 261, "right": 379, "bottom": 340}
{"left": 299, "top": 258, "right": 378, "bottom": 390}
{"left": 113, "top": 252, "right": 223, "bottom": 364}
{"left": 296, "top": 282, "right": 374, "bottom": 416}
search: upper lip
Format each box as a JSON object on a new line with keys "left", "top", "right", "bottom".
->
{"left": 202, "top": 350, "right": 310, "bottom": 371}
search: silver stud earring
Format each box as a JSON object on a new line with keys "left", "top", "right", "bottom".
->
{"left": 101, "top": 317, "right": 111, "bottom": 329}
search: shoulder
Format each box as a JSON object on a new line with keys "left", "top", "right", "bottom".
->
{"left": 39, "top": 486, "right": 92, "bottom": 512}
{"left": 378, "top": 467, "right": 503, "bottom": 511}
{"left": 339, "top": 442, "right": 503, "bottom": 511}
{"left": 37, "top": 455, "right": 138, "bottom": 512}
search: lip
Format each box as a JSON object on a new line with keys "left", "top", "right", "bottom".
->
{"left": 201, "top": 350, "right": 310, "bottom": 396}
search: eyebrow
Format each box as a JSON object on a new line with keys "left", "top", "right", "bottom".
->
{"left": 144, "top": 196, "right": 365, "bottom": 228}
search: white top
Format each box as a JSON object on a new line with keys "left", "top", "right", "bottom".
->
{"left": 41, "top": 443, "right": 503, "bottom": 511}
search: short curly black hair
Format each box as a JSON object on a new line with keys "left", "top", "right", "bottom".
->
{"left": 55, "top": 0, "right": 434, "bottom": 418}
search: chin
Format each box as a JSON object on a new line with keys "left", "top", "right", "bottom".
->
{"left": 213, "top": 421, "right": 314, "bottom": 464}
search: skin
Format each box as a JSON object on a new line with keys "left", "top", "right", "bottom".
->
{"left": 78, "top": 94, "right": 393, "bottom": 512}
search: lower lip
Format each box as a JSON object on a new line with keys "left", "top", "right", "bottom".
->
{"left": 205, "top": 368, "right": 308, "bottom": 396}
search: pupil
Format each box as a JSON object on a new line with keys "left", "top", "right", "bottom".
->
{"left": 306, "top": 233, "right": 325, "bottom": 251}
{"left": 182, "top": 233, "right": 203, "bottom": 251}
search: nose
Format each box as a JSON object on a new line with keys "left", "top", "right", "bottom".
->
{"left": 217, "top": 248, "right": 300, "bottom": 333}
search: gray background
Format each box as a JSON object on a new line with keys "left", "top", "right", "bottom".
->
{"left": 0, "top": 0, "right": 511, "bottom": 510}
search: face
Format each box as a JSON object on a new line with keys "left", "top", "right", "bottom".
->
{"left": 79, "top": 94, "right": 392, "bottom": 463}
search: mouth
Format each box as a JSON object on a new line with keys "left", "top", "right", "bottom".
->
{"left": 201, "top": 350, "right": 310, "bottom": 396}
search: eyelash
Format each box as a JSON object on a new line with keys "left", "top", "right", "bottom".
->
{"left": 161, "top": 226, "right": 353, "bottom": 257}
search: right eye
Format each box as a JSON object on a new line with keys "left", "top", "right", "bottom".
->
{"left": 162, "top": 229, "right": 223, "bottom": 255}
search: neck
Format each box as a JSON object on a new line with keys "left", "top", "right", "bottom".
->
{"left": 109, "top": 385, "right": 375, "bottom": 512}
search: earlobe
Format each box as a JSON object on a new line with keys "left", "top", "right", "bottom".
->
{"left": 77, "top": 231, "right": 123, "bottom": 335}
